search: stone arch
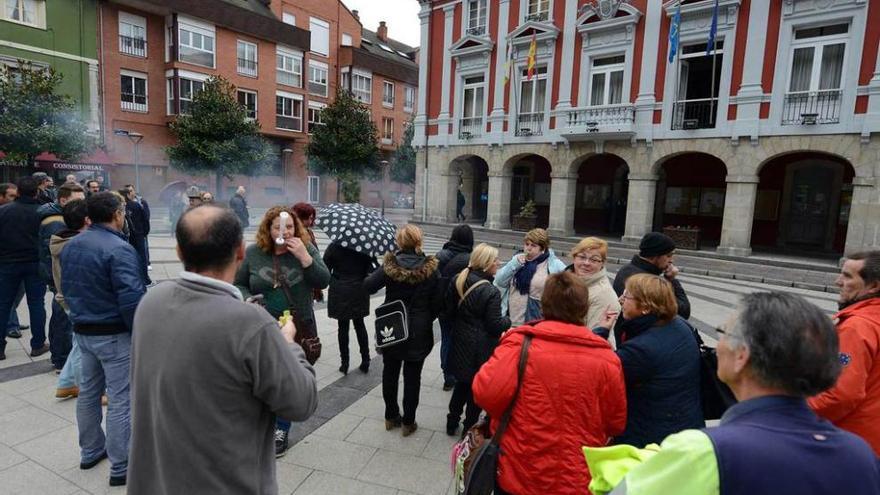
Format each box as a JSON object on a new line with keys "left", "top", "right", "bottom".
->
{"left": 502, "top": 153, "right": 553, "bottom": 228}
{"left": 746, "top": 135, "right": 871, "bottom": 179}
{"left": 447, "top": 154, "right": 490, "bottom": 224}
{"left": 571, "top": 153, "right": 631, "bottom": 234}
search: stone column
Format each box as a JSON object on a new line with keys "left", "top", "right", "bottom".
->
{"left": 88, "top": 62, "right": 100, "bottom": 133}
{"left": 717, "top": 175, "right": 760, "bottom": 257}
{"left": 437, "top": 4, "right": 457, "bottom": 142}
{"left": 863, "top": 39, "right": 880, "bottom": 137}
{"left": 621, "top": 175, "right": 657, "bottom": 244}
{"left": 843, "top": 178, "right": 880, "bottom": 256}
{"left": 733, "top": 0, "right": 771, "bottom": 142}
{"left": 486, "top": 171, "right": 513, "bottom": 230}
{"left": 547, "top": 172, "right": 577, "bottom": 237}
{"left": 554, "top": 0, "right": 579, "bottom": 112}
{"left": 633, "top": 0, "right": 663, "bottom": 141}
{"left": 414, "top": 3, "right": 431, "bottom": 142}
{"left": 489, "top": 0, "right": 511, "bottom": 137}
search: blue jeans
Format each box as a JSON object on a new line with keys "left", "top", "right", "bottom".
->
{"left": 48, "top": 298, "right": 72, "bottom": 369}
{"left": 438, "top": 316, "right": 455, "bottom": 384}
{"left": 0, "top": 263, "right": 46, "bottom": 351}
{"left": 75, "top": 332, "right": 131, "bottom": 478}
{"left": 57, "top": 336, "right": 81, "bottom": 389}
{"left": 276, "top": 417, "right": 290, "bottom": 433}
{"left": 6, "top": 285, "right": 23, "bottom": 331}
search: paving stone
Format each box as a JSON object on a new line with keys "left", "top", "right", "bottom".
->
{"left": 60, "top": 462, "right": 126, "bottom": 495}
{"left": 357, "top": 449, "right": 451, "bottom": 495}
{"left": 0, "top": 460, "right": 80, "bottom": 495}
{"left": 276, "top": 463, "right": 312, "bottom": 495}
{"left": 17, "top": 383, "right": 78, "bottom": 422}
{"left": 0, "top": 390, "right": 29, "bottom": 416}
{"left": 346, "top": 418, "right": 432, "bottom": 456}
{"left": 12, "top": 424, "right": 80, "bottom": 472}
{"left": 312, "top": 413, "right": 365, "bottom": 441}
{"left": 0, "top": 405, "right": 70, "bottom": 446}
{"left": 293, "top": 470, "right": 397, "bottom": 495}
{"left": 0, "top": 443, "right": 27, "bottom": 470}
{"left": 282, "top": 435, "right": 377, "bottom": 478}
{"left": 0, "top": 372, "right": 58, "bottom": 397}
{"left": 346, "top": 394, "right": 387, "bottom": 420}
{"left": 412, "top": 404, "right": 454, "bottom": 433}
{"left": 420, "top": 431, "right": 458, "bottom": 463}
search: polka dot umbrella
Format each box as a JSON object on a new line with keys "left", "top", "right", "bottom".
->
{"left": 315, "top": 203, "right": 398, "bottom": 259}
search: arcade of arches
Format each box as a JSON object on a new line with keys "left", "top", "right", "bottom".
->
{"left": 423, "top": 137, "right": 880, "bottom": 258}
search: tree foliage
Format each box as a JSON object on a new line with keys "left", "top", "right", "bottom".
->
{"left": 0, "top": 61, "right": 90, "bottom": 165}
{"left": 166, "top": 76, "right": 272, "bottom": 196}
{"left": 307, "top": 89, "right": 380, "bottom": 201}
{"left": 390, "top": 118, "right": 416, "bottom": 185}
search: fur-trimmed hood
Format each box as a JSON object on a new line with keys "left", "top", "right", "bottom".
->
{"left": 383, "top": 251, "right": 438, "bottom": 284}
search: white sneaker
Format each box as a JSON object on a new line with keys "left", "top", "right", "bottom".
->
{"left": 147, "top": 265, "right": 153, "bottom": 271}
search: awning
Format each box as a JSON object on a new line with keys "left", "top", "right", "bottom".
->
{"left": 34, "top": 149, "right": 116, "bottom": 172}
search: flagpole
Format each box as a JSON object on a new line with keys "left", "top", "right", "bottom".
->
{"left": 672, "top": 0, "right": 682, "bottom": 127}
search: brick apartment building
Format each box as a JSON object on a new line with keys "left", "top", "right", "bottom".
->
{"left": 99, "top": 0, "right": 417, "bottom": 207}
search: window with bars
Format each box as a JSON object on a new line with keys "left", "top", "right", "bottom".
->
{"left": 119, "top": 13, "right": 147, "bottom": 57}
{"left": 276, "top": 49, "right": 302, "bottom": 87}
{"left": 237, "top": 89, "right": 257, "bottom": 119}
{"left": 467, "top": 0, "right": 488, "bottom": 35}
{"left": 782, "top": 23, "right": 847, "bottom": 125}
{"left": 237, "top": 40, "right": 258, "bottom": 77}
{"left": 120, "top": 72, "right": 147, "bottom": 112}
{"left": 517, "top": 67, "right": 547, "bottom": 136}
{"left": 460, "top": 75, "right": 485, "bottom": 138}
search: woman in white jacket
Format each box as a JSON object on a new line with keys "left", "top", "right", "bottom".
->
{"left": 494, "top": 228, "right": 566, "bottom": 327}
{"left": 566, "top": 237, "right": 621, "bottom": 345}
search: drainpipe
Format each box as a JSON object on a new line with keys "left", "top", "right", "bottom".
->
{"left": 97, "top": 0, "right": 106, "bottom": 145}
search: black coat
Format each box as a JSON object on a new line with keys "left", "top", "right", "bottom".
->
{"left": 436, "top": 241, "right": 471, "bottom": 317}
{"left": 445, "top": 270, "right": 510, "bottom": 382}
{"left": 365, "top": 251, "right": 440, "bottom": 362}
{"left": 229, "top": 194, "right": 249, "bottom": 228}
{"left": 324, "top": 242, "right": 375, "bottom": 320}
{"left": 126, "top": 200, "right": 149, "bottom": 238}
{"left": 612, "top": 255, "right": 691, "bottom": 342}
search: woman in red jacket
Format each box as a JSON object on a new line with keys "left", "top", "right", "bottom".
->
{"left": 472, "top": 272, "right": 627, "bottom": 495}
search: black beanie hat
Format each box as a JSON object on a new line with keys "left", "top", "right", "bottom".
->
{"left": 639, "top": 232, "right": 676, "bottom": 258}
{"left": 450, "top": 224, "right": 474, "bottom": 249}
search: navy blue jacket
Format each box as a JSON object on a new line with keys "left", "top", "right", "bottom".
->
{"left": 706, "top": 396, "right": 880, "bottom": 495}
{"left": 37, "top": 202, "right": 65, "bottom": 287}
{"left": 612, "top": 256, "right": 691, "bottom": 342}
{"left": 0, "top": 196, "right": 43, "bottom": 264}
{"left": 614, "top": 316, "right": 704, "bottom": 447}
{"left": 126, "top": 199, "right": 149, "bottom": 238}
{"left": 60, "top": 224, "right": 146, "bottom": 333}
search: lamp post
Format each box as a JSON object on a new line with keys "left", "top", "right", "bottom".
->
{"left": 282, "top": 147, "right": 293, "bottom": 200}
{"left": 380, "top": 160, "right": 389, "bottom": 217}
{"left": 126, "top": 132, "right": 144, "bottom": 193}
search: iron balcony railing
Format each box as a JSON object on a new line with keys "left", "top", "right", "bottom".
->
{"left": 515, "top": 112, "right": 544, "bottom": 136}
{"left": 565, "top": 104, "right": 635, "bottom": 129}
{"left": 671, "top": 98, "right": 718, "bottom": 130}
{"left": 466, "top": 25, "right": 486, "bottom": 36}
{"left": 119, "top": 35, "right": 146, "bottom": 57}
{"left": 526, "top": 12, "right": 549, "bottom": 22}
{"left": 459, "top": 117, "right": 483, "bottom": 139}
{"left": 781, "top": 90, "right": 842, "bottom": 125}
{"left": 237, "top": 58, "right": 258, "bottom": 77}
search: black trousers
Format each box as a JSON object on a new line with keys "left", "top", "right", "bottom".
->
{"left": 382, "top": 356, "right": 425, "bottom": 425}
{"left": 337, "top": 318, "right": 369, "bottom": 364}
{"left": 448, "top": 380, "right": 481, "bottom": 431}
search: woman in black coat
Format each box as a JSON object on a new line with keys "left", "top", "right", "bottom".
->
{"left": 324, "top": 240, "right": 376, "bottom": 375}
{"left": 365, "top": 225, "right": 441, "bottom": 437}
{"left": 435, "top": 224, "right": 473, "bottom": 390}
{"left": 444, "top": 243, "right": 510, "bottom": 436}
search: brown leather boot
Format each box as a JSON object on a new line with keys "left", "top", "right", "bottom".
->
{"left": 55, "top": 386, "right": 79, "bottom": 399}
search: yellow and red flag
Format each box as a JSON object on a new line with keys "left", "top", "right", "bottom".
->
{"left": 526, "top": 32, "right": 537, "bottom": 80}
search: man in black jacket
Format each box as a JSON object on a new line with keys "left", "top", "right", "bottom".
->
{"left": 122, "top": 187, "right": 151, "bottom": 285}
{"left": 229, "top": 186, "right": 249, "bottom": 228}
{"left": 435, "top": 224, "right": 474, "bottom": 390}
{"left": 613, "top": 232, "right": 691, "bottom": 342}
{"left": 0, "top": 176, "right": 49, "bottom": 359}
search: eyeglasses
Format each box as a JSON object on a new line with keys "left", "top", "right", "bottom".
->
{"left": 574, "top": 254, "right": 604, "bottom": 264}
{"left": 620, "top": 292, "right": 636, "bottom": 302}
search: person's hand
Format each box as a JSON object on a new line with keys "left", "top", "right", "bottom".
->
{"left": 664, "top": 262, "right": 680, "bottom": 280}
{"left": 516, "top": 254, "right": 526, "bottom": 263}
{"left": 286, "top": 237, "right": 313, "bottom": 267}
{"left": 598, "top": 305, "right": 620, "bottom": 328}
{"left": 280, "top": 319, "right": 297, "bottom": 344}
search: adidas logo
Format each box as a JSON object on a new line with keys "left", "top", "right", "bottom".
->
{"left": 380, "top": 325, "right": 394, "bottom": 339}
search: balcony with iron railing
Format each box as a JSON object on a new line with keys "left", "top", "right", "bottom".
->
{"left": 559, "top": 104, "right": 635, "bottom": 140}
{"left": 466, "top": 25, "right": 487, "bottom": 36}
{"left": 526, "top": 11, "right": 549, "bottom": 22}
{"left": 781, "top": 90, "right": 842, "bottom": 125}
{"left": 515, "top": 112, "right": 544, "bottom": 136}
{"left": 458, "top": 117, "right": 484, "bottom": 140}
{"left": 671, "top": 98, "right": 718, "bottom": 130}
{"left": 119, "top": 35, "right": 146, "bottom": 57}
{"left": 237, "top": 58, "right": 258, "bottom": 77}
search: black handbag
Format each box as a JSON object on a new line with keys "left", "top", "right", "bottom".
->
{"left": 686, "top": 319, "right": 737, "bottom": 420}
{"left": 462, "top": 335, "right": 532, "bottom": 495}
{"left": 374, "top": 299, "right": 409, "bottom": 348}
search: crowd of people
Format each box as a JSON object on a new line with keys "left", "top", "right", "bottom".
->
{"left": 1, "top": 170, "right": 879, "bottom": 493}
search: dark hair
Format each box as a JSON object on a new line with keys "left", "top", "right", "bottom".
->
{"left": 292, "top": 202, "right": 316, "bottom": 222}
{"left": 449, "top": 224, "right": 474, "bottom": 249}
{"left": 15, "top": 176, "right": 39, "bottom": 198}
{"left": 176, "top": 205, "right": 243, "bottom": 272}
{"left": 62, "top": 199, "right": 89, "bottom": 230}
{"left": 86, "top": 191, "right": 122, "bottom": 223}
{"left": 0, "top": 183, "right": 16, "bottom": 196}
{"left": 847, "top": 251, "right": 880, "bottom": 287}
{"left": 85, "top": 180, "right": 99, "bottom": 189}
{"left": 117, "top": 189, "right": 131, "bottom": 202}
{"left": 541, "top": 272, "right": 590, "bottom": 325}
{"left": 57, "top": 183, "right": 85, "bottom": 201}
{"left": 733, "top": 292, "right": 841, "bottom": 397}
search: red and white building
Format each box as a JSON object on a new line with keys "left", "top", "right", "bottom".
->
{"left": 415, "top": 0, "right": 880, "bottom": 257}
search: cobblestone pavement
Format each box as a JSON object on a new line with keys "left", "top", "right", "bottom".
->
{"left": 0, "top": 225, "right": 840, "bottom": 494}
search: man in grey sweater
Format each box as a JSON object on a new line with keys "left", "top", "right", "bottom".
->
{"left": 128, "top": 205, "right": 318, "bottom": 494}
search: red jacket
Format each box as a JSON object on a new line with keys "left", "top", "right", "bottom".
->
{"left": 472, "top": 321, "right": 627, "bottom": 495}
{"left": 809, "top": 297, "right": 880, "bottom": 455}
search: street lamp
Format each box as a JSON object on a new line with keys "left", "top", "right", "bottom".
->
{"left": 380, "top": 160, "right": 389, "bottom": 217}
{"left": 127, "top": 132, "right": 144, "bottom": 193}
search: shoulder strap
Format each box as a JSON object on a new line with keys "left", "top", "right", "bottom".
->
{"left": 274, "top": 255, "right": 297, "bottom": 317}
{"left": 458, "top": 279, "right": 490, "bottom": 308}
{"left": 491, "top": 334, "right": 532, "bottom": 444}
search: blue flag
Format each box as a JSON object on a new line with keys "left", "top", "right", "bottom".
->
{"left": 668, "top": 1, "right": 681, "bottom": 64}
{"left": 706, "top": 0, "right": 719, "bottom": 55}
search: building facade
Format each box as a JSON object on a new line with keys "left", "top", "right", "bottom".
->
{"left": 415, "top": 0, "right": 880, "bottom": 257}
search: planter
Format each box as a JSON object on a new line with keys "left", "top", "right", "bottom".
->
{"left": 663, "top": 226, "right": 701, "bottom": 250}
{"left": 512, "top": 215, "right": 537, "bottom": 232}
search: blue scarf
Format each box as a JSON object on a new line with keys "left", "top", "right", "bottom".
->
{"left": 514, "top": 251, "right": 550, "bottom": 295}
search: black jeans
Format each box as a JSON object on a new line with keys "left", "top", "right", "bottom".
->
{"left": 382, "top": 356, "right": 425, "bottom": 425}
{"left": 337, "top": 318, "right": 370, "bottom": 365}
{"left": 448, "top": 380, "right": 481, "bottom": 431}
{"left": 47, "top": 297, "right": 72, "bottom": 369}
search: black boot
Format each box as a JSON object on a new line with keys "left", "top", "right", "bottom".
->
{"left": 359, "top": 356, "right": 370, "bottom": 373}
{"left": 446, "top": 415, "right": 459, "bottom": 436}
{"left": 339, "top": 359, "right": 349, "bottom": 375}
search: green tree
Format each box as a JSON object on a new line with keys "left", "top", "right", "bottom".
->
{"left": 166, "top": 76, "right": 272, "bottom": 198}
{"left": 307, "top": 89, "right": 380, "bottom": 202}
{"left": 0, "top": 61, "right": 90, "bottom": 166}
{"left": 389, "top": 118, "right": 416, "bottom": 185}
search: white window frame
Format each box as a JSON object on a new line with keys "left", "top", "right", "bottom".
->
{"left": 352, "top": 71, "right": 372, "bottom": 104}
{"left": 178, "top": 19, "right": 216, "bottom": 68}
{"left": 786, "top": 25, "right": 848, "bottom": 95}
{"left": 404, "top": 86, "right": 416, "bottom": 112}
{"left": 308, "top": 61, "right": 328, "bottom": 97}
{"left": 3, "top": 0, "right": 46, "bottom": 29}
{"left": 309, "top": 17, "right": 330, "bottom": 57}
{"left": 282, "top": 12, "right": 295, "bottom": 26}
{"left": 307, "top": 176, "right": 320, "bottom": 204}
{"left": 308, "top": 102, "right": 325, "bottom": 134}
{"left": 120, "top": 70, "right": 148, "bottom": 113}
{"left": 177, "top": 77, "right": 205, "bottom": 115}
{"left": 523, "top": 0, "right": 551, "bottom": 23}
{"left": 275, "top": 91, "right": 303, "bottom": 132}
{"left": 342, "top": 33, "right": 353, "bottom": 46}
{"left": 236, "top": 40, "right": 258, "bottom": 77}
{"left": 382, "top": 81, "right": 395, "bottom": 108}
{"left": 276, "top": 46, "right": 303, "bottom": 88}
{"left": 466, "top": 0, "right": 488, "bottom": 36}
{"left": 518, "top": 66, "right": 548, "bottom": 114}
{"left": 381, "top": 117, "right": 394, "bottom": 144}
{"left": 118, "top": 12, "right": 147, "bottom": 58}
{"left": 587, "top": 55, "right": 625, "bottom": 107}
{"left": 237, "top": 89, "right": 257, "bottom": 120}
